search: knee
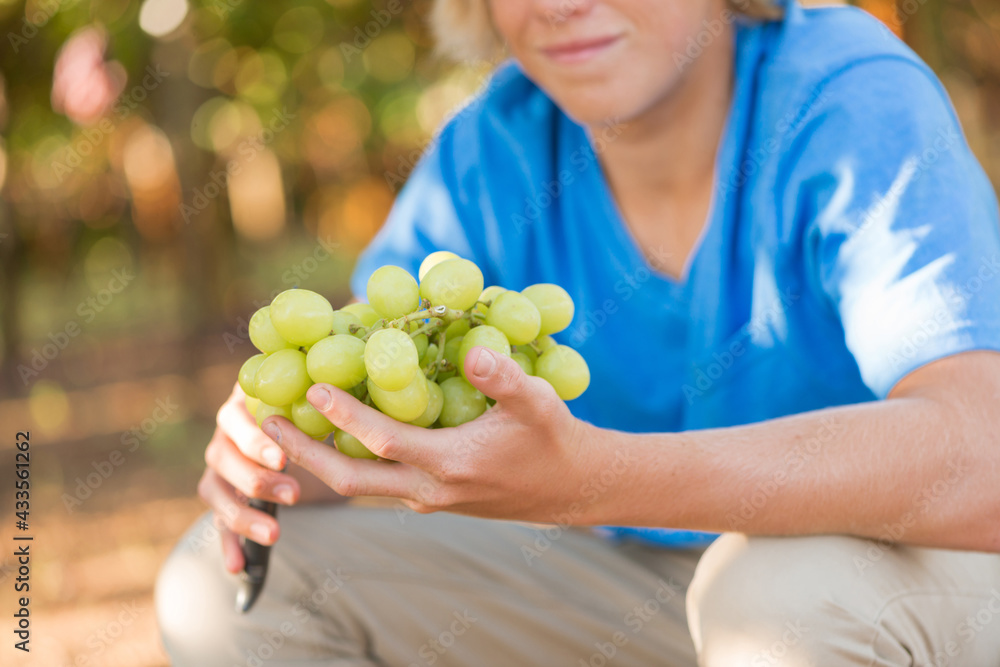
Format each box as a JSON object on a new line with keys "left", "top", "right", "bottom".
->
{"left": 155, "top": 511, "right": 237, "bottom": 664}
{"left": 687, "top": 533, "right": 871, "bottom": 666}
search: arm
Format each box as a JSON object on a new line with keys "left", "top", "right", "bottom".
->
{"left": 589, "top": 349, "right": 1000, "bottom": 552}
{"left": 261, "top": 347, "right": 1000, "bottom": 556}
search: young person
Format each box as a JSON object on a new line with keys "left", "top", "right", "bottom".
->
{"left": 157, "top": 1, "right": 1000, "bottom": 664}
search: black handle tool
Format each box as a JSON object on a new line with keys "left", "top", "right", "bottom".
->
{"left": 235, "top": 497, "right": 277, "bottom": 613}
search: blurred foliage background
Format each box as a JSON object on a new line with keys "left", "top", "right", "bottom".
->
{"left": 0, "top": 0, "right": 996, "bottom": 664}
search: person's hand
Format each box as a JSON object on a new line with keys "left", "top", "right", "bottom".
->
{"left": 260, "top": 347, "right": 609, "bottom": 523}
{"left": 198, "top": 384, "right": 303, "bottom": 574}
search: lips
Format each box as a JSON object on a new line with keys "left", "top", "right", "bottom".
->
{"left": 540, "top": 34, "right": 623, "bottom": 64}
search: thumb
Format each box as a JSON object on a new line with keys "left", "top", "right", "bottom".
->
{"left": 464, "top": 346, "right": 537, "bottom": 407}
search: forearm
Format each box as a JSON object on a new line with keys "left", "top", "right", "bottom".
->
{"left": 587, "top": 372, "right": 1000, "bottom": 551}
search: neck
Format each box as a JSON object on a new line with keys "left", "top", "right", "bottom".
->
{"left": 593, "top": 23, "right": 736, "bottom": 197}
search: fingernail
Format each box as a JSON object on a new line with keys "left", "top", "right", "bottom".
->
{"left": 274, "top": 484, "right": 295, "bottom": 505}
{"left": 263, "top": 423, "right": 281, "bottom": 444}
{"left": 262, "top": 445, "right": 283, "bottom": 469}
{"left": 473, "top": 347, "right": 497, "bottom": 377}
{"left": 309, "top": 385, "right": 333, "bottom": 411}
{"left": 250, "top": 522, "right": 271, "bottom": 544}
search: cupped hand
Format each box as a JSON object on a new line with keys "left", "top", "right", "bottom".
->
{"left": 260, "top": 347, "right": 603, "bottom": 523}
{"left": 198, "top": 384, "right": 302, "bottom": 574}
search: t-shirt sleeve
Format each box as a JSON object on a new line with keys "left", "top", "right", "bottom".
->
{"left": 349, "top": 134, "right": 483, "bottom": 298}
{"left": 797, "top": 58, "right": 1000, "bottom": 398}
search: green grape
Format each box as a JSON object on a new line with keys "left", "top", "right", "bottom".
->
{"left": 412, "top": 333, "right": 429, "bottom": 359}
{"left": 473, "top": 285, "right": 507, "bottom": 317}
{"left": 306, "top": 334, "right": 367, "bottom": 389}
{"left": 367, "top": 373, "right": 429, "bottom": 422}
{"left": 536, "top": 334, "right": 557, "bottom": 352}
{"left": 436, "top": 368, "right": 457, "bottom": 382}
{"left": 438, "top": 377, "right": 487, "bottom": 427}
{"left": 342, "top": 302, "right": 381, "bottom": 328}
{"left": 511, "top": 351, "right": 535, "bottom": 376}
{"left": 238, "top": 353, "right": 268, "bottom": 397}
{"left": 458, "top": 325, "right": 511, "bottom": 380}
{"left": 522, "top": 284, "right": 575, "bottom": 336}
{"left": 249, "top": 306, "right": 293, "bottom": 353}
{"left": 485, "top": 291, "right": 541, "bottom": 345}
{"left": 349, "top": 382, "right": 367, "bottom": 400}
{"left": 270, "top": 289, "right": 336, "bottom": 347}
{"left": 334, "top": 429, "right": 378, "bottom": 460}
{"left": 535, "top": 345, "right": 590, "bottom": 400}
{"left": 256, "top": 401, "right": 292, "bottom": 428}
{"left": 418, "top": 250, "right": 459, "bottom": 281}
{"left": 367, "top": 265, "right": 420, "bottom": 319}
{"left": 444, "top": 318, "right": 471, "bottom": 339}
{"left": 331, "top": 310, "right": 363, "bottom": 336}
{"left": 419, "top": 259, "right": 484, "bottom": 311}
{"left": 365, "top": 328, "right": 419, "bottom": 391}
{"left": 254, "top": 349, "right": 312, "bottom": 407}
{"left": 409, "top": 380, "right": 444, "bottom": 427}
{"left": 514, "top": 344, "right": 538, "bottom": 362}
{"left": 291, "top": 396, "right": 334, "bottom": 440}
{"left": 420, "top": 343, "right": 439, "bottom": 367}
{"left": 244, "top": 395, "right": 261, "bottom": 416}
{"left": 443, "top": 335, "right": 464, "bottom": 367}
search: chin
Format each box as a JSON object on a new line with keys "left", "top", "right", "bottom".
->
{"left": 548, "top": 88, "right": 645, "bottom": 128}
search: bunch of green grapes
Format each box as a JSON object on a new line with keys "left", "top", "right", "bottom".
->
{"left": 238, "top": 251, "right": 590, "bottom": 460}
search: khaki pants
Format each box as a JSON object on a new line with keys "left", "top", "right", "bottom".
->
{"left": 155, "top": 505, "right": 1000, "bottom": 666}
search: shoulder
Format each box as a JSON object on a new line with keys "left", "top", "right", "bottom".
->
{"left": 755, "top": 4, "right": 951, "bottom": 128}
{"left": 768, "top": 5, "right": 926, "bottom": 79}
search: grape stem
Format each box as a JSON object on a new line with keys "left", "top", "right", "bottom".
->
{"left": 428, "top": 331, "right": 446, "bottom": 381}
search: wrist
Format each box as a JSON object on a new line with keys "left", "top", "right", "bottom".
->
{"left": 566, "top": 423, "right": 640, "bottom": 526}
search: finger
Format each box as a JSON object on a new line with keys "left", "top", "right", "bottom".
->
{"left": 221, "top": 528, "right": 244, "bottom": 574}
{"left": 463, "top": 346, "right": 550, "bottom": 409}
{"left": 197, "top": 468, "right": 281, "bottom": 546}
{"left": 261, "top": 416, "right": 428, "bottom": 499}
{"left": 205, "top": 429, "right": 300, "bottom": 505}
{"left": 301, "top": 383, "right": 445, "bottom": 469}
{"left": 218, "top": 385, "right": 286, "bottom": 471}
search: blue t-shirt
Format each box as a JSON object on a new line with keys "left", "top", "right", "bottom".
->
{"left": 351, "top": 3, "right": 1000, "bottom": 547}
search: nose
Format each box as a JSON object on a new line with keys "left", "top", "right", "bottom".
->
{"left": 535, "top": 0, "right": 597, "bottom": 25}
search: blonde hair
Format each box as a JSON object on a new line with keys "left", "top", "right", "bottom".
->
{"left": 431, "top": 0, "right": 784, "bottom": 63}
